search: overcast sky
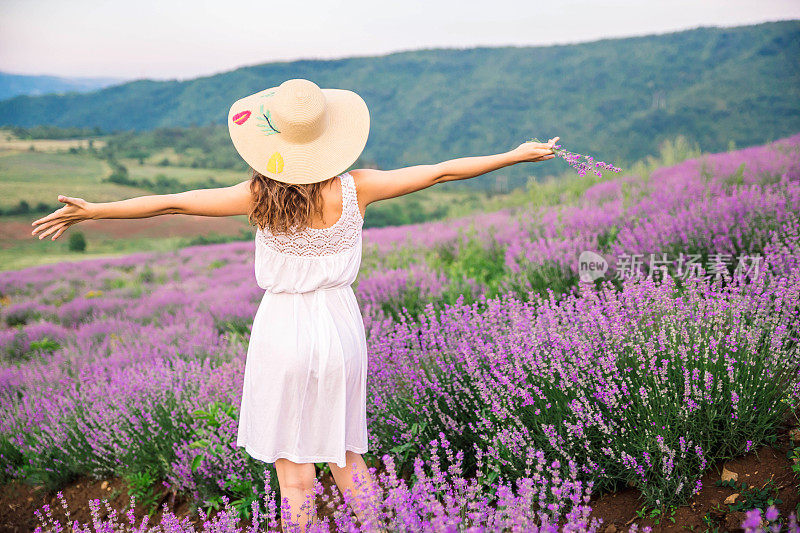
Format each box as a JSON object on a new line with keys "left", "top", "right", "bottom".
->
{"left": 1, "top": 0, "right": 798, "bottom": 81}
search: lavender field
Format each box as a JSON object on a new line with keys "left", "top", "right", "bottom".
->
{"left": 2, "top": 134, "right": 800, "bottom": 531}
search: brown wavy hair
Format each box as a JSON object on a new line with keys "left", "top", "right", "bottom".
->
{"left": 248, "top": 168, "right": 335, "bottom": 234}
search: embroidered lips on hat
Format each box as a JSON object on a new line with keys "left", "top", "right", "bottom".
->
{"left": 227, "top": 78, "right": 370, "bottom": 185}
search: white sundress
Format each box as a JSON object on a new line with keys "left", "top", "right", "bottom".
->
{"left": 236, "top": 171, "right": 368, "bottom": 468}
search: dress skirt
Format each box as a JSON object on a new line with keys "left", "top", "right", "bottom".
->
{"left": 236, "top": 284, "right": 368, "bottom": 468}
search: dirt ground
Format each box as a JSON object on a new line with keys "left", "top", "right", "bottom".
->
{"left": 3, "top": 429, "right": 798, "bottom": 532}
{"left": 0, "top": 470, "right": 344, "bottom": 532}
{"left": 589, "top": 431, "right": 800, "bottom": 532}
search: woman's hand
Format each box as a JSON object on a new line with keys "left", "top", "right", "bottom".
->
{"left": 512, "top": 136, "right": 559, "bottom": 163}
{"left": 31, "top": 195, "right": 95, "bottom": 241}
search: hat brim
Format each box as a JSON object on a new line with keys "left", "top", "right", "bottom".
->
{"left": 227, "top": 86, "right": 370, "bottom": 185}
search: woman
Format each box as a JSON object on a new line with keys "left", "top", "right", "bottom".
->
{"left": 31, "top": 78, "right": 558, "bottom": 530}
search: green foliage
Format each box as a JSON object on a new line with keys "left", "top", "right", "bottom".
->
{"left": 723, "top": 162, "right": 747, "bottom": 188}
{"left": 502, "top": 260, "right": 579, "bottom": 301}
{"left": 106, "top": 159, "right": 129, "bottom": 182}
{"left": 4, "top": 306, "right": 40, "bottom": 327}
{"left": 102, "top": 277, "right": 128, "bottom": 290}
{"left": 188, "top": 402, "right": 238, "bottom": 472}
{"left": 790, "top": 446, "right": 800, "bottom": 475}
{"left": 105, "top": 125, "right": 248, "bottom": 170}
{"left": 97, "top": 147, "right": 233, "bottom": 194}
{"left": 67, "top": 231, "right": 87, "bottom": 252}
{"left": 104, "top": 170, "right": 228, "bottom": 195}
{"left": 636, "top": 505, "right": 678, "bottom": 526}
{"left": 7, "top": 125, "right": 103, "bottom": 140}
{"left": 388, "top": 421, "right": 429, "bottom": 471}
{"left": 0, "top": 200, "right": 53, "bottom": 216}
{"left": 790, "top": 446, "right": 800, "bottom": 512}
{"left": 188, "top": 401, "right": 274, "bottom": 521}
{"left": 0, "top": 434, "right": 25, "bottom": 484}
{"left": 0, "top": 22, "right": 797, "bottom": 190}
{"left": 597, "top": 224, "right": 619, "bottom": 251}
{"left": 436, "top": 237, "right": 507, "bottom": 294}
{"left": 364, "top": 234, "right": 511, "bottom": 320}
{"left": 28, "top": 337, "right": 61, "bottom": 355}
{"left": 407, "top": 233, "right": 581, "bottom": 315}
{"left": 184, "top": 229, "right": 253, "bottom": 246}
{"left": 212, "top": 317, "right": 252, "bottom": 338}
{"left": 1, "top": 332, "right": 61, "bottom": 362}
{"left": 365, "top": 198, "right": 448, "bottom": 228}
{"left": 716, "top": 478, "right": 783, "bottom": 513}
{"left": 137, "top": 266, "right": 155, "bottom": 284}
{"left": 628, "top": 135, "right": 704, "bottom": 181}
{"left": 122, "top": 469, "right": 161, "bottom": 517}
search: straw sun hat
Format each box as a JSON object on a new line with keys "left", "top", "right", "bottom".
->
{"left": 227, "top": 78, "right": 370, "bottom": 185}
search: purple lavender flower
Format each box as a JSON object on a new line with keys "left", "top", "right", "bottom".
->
{"left": 530, "top": 137, "right": 622, "bottom": 177}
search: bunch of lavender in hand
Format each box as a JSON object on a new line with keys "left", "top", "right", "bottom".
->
{"left": 530, "top": 137, "right": 622, "bottom": 177}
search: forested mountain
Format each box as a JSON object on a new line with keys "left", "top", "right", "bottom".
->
{"left": 1, "top": 21, "right": 797, "bottom": 188}
{"left": 0, "top": 71, "right": 124, "bottom": 101}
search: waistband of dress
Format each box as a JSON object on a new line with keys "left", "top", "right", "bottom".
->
{"left": 263, "top": 285, "right": 352, "bottom": 295}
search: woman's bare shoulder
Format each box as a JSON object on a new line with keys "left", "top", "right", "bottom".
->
{"left": 348, "top": 169, "right": 376, "bottom": 213}
{"left": 348, "top": 168, "right": 379, "bottom": 180}
{"left": 348, "top": 168, "right": 382, "bottom": 206}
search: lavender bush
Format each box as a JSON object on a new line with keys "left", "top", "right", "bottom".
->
{"left": 34, "top": 439, "right": 608, "bottom": 532}
{"left": 366, "top": 258, "right": 800, "bottom": 507}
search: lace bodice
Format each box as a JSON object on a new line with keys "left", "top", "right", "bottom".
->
{"left": 252, "top": 172, "right": 363, "bottom": 293}
{"left": 255, "top": 172, "right": 363, "bottom": 257}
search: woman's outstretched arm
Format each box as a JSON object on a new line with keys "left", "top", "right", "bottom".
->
{"left": 31, "top": 180, "right": 252, "bottom": 241}
{"left": 351, "top": 137, "right": 559, "bottom": 206}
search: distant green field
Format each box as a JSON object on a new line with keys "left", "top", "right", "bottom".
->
{"left": 119, "top": 157, "right": 249, "bottom": 187}
{"left": 0, "top": 151, "right": 104, "bottom": 182}
{"left": 1, "top": 210, "right": 255, "bottom": 271}
{"left": 0, "top": 151, "right": 150, "bottom": 209}
{"left": 0, "top": 230, "right": 197, "bottom": 271}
